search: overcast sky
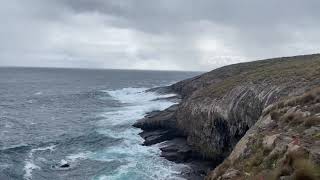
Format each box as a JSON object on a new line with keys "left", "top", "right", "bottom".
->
{"left": 1, "top": 0, "right": 319, "bottom": 71}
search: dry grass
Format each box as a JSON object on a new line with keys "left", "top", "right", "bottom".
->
{"left": 285, "top": 87, "right": 320, "bottom": 108}
{"left": 263, "top": 87, "right": 320, "bottom": 117}
{"left": 304, "top": 116, "right": 320, "bottom": 128}
{"left": 292, "top": 159, "right": 320, "bottom": 180}
{"left": 270, "top": 109, "right": 320, "bottom": 129}
{"left": 279, "top": 112, "right": 304, "bottom": 126}
{"left": 314, "top": 133, "right": 320, "bottom": 140}
{"left": 270, "top": 111, "right": 282, "bottom": 121}
{"left": 269, "top": 150, "right": 320, "bottom": 180}
{"left": 265, "top": 87, "right": 320, "bottom": 130}
{"left": 194, "top": 55, "right": 320, "bottom": 99}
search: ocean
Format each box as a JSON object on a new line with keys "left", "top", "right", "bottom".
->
{"left": 0, "top": 67, "right": 200, "bottom": 180}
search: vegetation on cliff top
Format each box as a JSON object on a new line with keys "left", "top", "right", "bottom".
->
{"left": 171, "top": 54, "right": 320, "bottom": 100}
{"left": 192, "top": 54, "right": 320, "bottom": 99}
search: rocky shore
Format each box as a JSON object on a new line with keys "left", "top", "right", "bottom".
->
{"left": 134, "top": 54, "right": 320, "bottom": 179}
{"left": 134, "top": 104, "right": 218, "bottom": 179}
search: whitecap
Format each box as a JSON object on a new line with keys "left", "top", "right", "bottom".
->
{"left": 23, "top": 162, "right": 40, "bottom": 180}
{"left": 23, "top": 145, "right": 56, "bottom": 180}
{"left": 97, "top": 88, "right": 176, "bottom": 126}
{"left": 66, "top": 151, "right": 91, "bottom": 162}
{"left": 34, "top": 91, "right": 43, "bottom": 95}
{"left": 104, "top": 88, "right": 177, "bottom": 104}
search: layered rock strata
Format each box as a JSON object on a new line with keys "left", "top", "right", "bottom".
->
{"left": 134, "top": 54, "right": 320, "bottom": 179}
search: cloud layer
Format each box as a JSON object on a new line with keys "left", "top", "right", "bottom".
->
{"left": 1, "top": 0, "right": 320, "bottom": 71}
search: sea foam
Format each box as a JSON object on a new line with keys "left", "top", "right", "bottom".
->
{"left": 23, "top": 145, "right": 56, "bottom": 180}
{"left": 93, "top": 88, "right": 187, "bottom": 180}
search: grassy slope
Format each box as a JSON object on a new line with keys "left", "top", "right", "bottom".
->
{"left": 192, "top": 54, "right": 320, "bottom": 99}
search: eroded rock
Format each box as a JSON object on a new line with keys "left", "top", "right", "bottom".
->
{"left": 263, "top": 134, "right": 280, "bottom": 149}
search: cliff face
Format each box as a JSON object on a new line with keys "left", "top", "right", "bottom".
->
{"left": 171, "top": 54, "right": 320, "bottom": 161}
{"left": 134, "top": 54, "right": 320, "bottom": 179}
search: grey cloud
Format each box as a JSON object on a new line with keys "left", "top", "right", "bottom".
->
{"left": 0, "top": 0, "right": 319, "bottom": 70}
{"left": 59, "top": 0, "right": 320, "bottom": 30}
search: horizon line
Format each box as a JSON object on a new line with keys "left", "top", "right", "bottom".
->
{"left": 0, "top": 65, "right": 205, "bottom": 73}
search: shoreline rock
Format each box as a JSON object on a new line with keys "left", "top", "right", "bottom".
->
{"left": 133, "top": 104, "right": 179, "bottom": 131}
{"left": 134, "top": 104, "right": 215, "bottom": 179}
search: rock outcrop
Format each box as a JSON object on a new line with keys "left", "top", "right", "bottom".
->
{"left": 134, "top": 53, "right": 320, "bottom": 179}
{"left": 134, "top": 104, "right": 179, "bottom": 131}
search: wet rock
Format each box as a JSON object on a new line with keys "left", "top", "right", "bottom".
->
{"left": 159, "top": 138, "right": 192, "bottom": 163}
{"left": 60, "top": 163, "right": 70, "bottom": 168}
{"left": 147, "top": 86, "right": 173, "bottom": 94}
{"left": 139, "top": 129, "right": 181, "bottom": 146}
{"left": 182, "top": 160, "right": 215, "bottom": 180}
{"left": 133, "top": 105, "right": 178, "bottom": 130}
{"left": 145, "top": 110, "right": 161, "bottom": 118}
{"left": 152, "top": 95, "right": 181, "bottom": 103}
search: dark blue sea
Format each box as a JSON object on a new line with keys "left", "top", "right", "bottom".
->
{"left": 0, "top": 67, "right": 200, "bottom": 180}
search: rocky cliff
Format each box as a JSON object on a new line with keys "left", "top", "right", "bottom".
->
{"left": 173, "top": 54, "right": 320, "bottom": 160}
{"left": 134, "top": 54, "right": 320, "bottom": 179}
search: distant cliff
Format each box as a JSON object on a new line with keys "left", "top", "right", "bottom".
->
{"left": 135, "top": 54, "right": 320, "bottom": 179}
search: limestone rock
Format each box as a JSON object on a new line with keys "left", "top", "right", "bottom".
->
{"left": 263, "top": 134, "right": 280, "bottom": 149}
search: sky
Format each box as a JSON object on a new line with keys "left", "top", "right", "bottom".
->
{"left": 0, "top": 0, "right": 320, "bottom": 71}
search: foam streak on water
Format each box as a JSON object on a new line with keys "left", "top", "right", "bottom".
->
{"left": 93, "top": 88, "right": 187, "bottom": 180}
{"left": 23, "top": 145, "right": 56, "bottom": 180}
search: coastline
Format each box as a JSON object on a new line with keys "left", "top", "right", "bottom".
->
{"left": 134, "top": 88, "right": 224, "bottom": 179}
{"left": 134, "top": 98, "right": 216, "bottom": 180}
